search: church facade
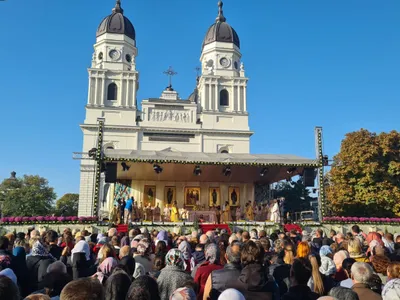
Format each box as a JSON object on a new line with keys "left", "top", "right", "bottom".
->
{"left": 78, "top": 1, "right": 321, "bottom": 218}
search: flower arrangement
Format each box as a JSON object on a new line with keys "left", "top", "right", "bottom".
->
{"left": 0, "top": 216, "right": 98, "bottom": 225}
{"left": 323, "top": 216, "right": 400, "bottom": 225}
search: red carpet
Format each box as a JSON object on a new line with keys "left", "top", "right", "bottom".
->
{"left": 117, "top": 224, "right": 129, "bottom": 233}
{"left": 199, "top": 223, "right": 231, "bottom": 234}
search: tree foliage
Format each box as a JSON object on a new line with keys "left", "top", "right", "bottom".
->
{"left": 275, "top": 179, "right": 313, "bottom": 213}
{"left": 326, "top": 129, "right": 400, "bottom": 217}
{"left": 0, "top": 175, "right": 56, "bottom": 217}
{"left": 55, "top": 193, "right": 79, "bottom": 216}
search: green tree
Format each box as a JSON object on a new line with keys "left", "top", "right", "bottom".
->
{"left": 55, "top": 193, "right": 79, "bottom": 216}
{"left": 326, "top": 129, "right": 400, "bottom": 217}
{"left": 0, "top": 175, "right": 56, "bottom": 216}
{"left": 275, "top": 179, "right": 313, "bottom": 213}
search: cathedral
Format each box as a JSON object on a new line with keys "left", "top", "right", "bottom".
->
{"left": 78, "top": 1, "right": 321, "bottom": 218}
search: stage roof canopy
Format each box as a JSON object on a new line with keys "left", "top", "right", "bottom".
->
{"left": 103, "top": 149, "right": 319, "bottom": 184}
{"left": 104, "top": 149, "right": 319, "bottom": 167}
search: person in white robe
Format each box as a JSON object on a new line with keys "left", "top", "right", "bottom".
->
{"left": 270, "top": 200, "right": 280, "bottom": 223}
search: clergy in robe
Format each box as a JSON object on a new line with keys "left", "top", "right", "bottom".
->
{"left": 144, "top": 203, "right": 153, "bottom": 221}
{"left": 221, "top": 201, "right": 231, "bottom": 223}
{"left": 235, "top": 206, "right": 242, "bottom": 221}
{"left": 163, "top": 204, "right": 170, "bottom": 222}
{"left": 153, "top": 202, "right": 161, "bottom": 222}
{"left": 170, "top": 201, "right": 179, "bottom": 222}
{"left": 245, "top": 203, "right": 254, "bottom": 221}
{"left": 270, "top": 199, "right": 280, "bottom": 223}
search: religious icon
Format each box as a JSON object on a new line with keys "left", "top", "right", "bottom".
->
{"left": 228, "top": 186, "right": 240, "bottom": 206}
{"left": 143, "top": 185, "right": 156, "bottom": 207}
{"left": 209, "top": 187, "right": 221, "bottom": 207}
{"left": 164, "top": 186, "right": 176, "bottom": 205}
{"left": 184, "top": 187, "right": 200, "bottom": 207}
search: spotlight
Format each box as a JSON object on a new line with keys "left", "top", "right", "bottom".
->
{"left": 260, "top": 167, "right": 268, "bottom": 177}
{"left": 286, "top": 167, "right": 296, "bottom": 174}
{"left": 153, "top": 164, "right": 163, "bottom": 174}
{"left": 193, "top": 165, "right": 201, "bottom": 176}
{"left": 88, "top": 148, "right": 97, "bottom": 159}
{"left": 121, "top": 162, "right": 130, "bottom": 171}
{"left": 312, "top": 188, "right": 317, "bottom": 193}
{"left": 223, "top": 166, "right": 231, "bottom": 177}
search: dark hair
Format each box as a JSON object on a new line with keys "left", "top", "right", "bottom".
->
{"left": 342, "top": 258, "right": 356, "bottom": 276}
{"left": 155, "top": 240, "right": 167, "bottom": 256}
{"left": 16, "top": 232, "right": 25, "bottom": 240}
{"left": 241, "top": 231, "right": 250, "bottom": 241}
{"left": 0, "top": 237, "right": 9, "bottom": 250}
{"left": 60, "top": 278, "right": 104, "bottom": 300}
{"left": 351, "top": 225, "right": 360, "bottom": 234}
{"left": 270, "top": 233, "right": 278, "bottom": 241}
{"left": 105, "top": 272, "right": 131, "bottom": 300}
{"left": 259, "top": 238, "right": 271, "bottom": 252}
{"left": 259, "top": 230, "right": 266, "bottom": 238}
{"left": 42, "top": 272, "right": 71, "bottom": 297}
{"left": 46, "top": 230, "right": 58, "bottom": 244}
{"left": 0, "top": 276, "right": 20, "bottom": 300}
{"left": 241, "top": 240, "right": 264, "bottom": 266}
{"left": 329, "top": 286, "right": 359, "bottom": 300}
{"left": 291, "top": 258, "right": 313, "bottom": 285}
{"left": 153, "top": 256, "right": 165, "bottom": 271}
{"left": 126, "top": 275, "right": 160, "bottom": 300}
{"left": 118, "top": 256, "right": 135, "bottom": 277}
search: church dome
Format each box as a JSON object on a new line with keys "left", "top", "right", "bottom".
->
{"left": 96, "top": 0, "right": 135, "bottom": 40}
{"left": 202, "top": 1, "right": 240, "bottom": 49}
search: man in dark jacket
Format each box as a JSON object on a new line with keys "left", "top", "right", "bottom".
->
{"left": 203, "top": 241, "right": 242, "bottom": 300}
{"left": 282, "top": 258, "right": 319, "bottom": 300}
{"left": 46, "top": 230, "right": 62, "bottom": 260}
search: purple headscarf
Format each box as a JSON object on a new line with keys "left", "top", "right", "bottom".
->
{"left": 94, "top": 257, "right": 118, "bottom": 284}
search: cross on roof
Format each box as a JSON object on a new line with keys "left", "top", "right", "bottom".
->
{"left": 163, "top": 66, "right": 177, "bottom": 89}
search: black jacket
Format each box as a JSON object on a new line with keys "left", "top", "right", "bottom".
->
{"left": 26, "top": 255, "right": 55, "bottom": 293}
{"left": 210, "top": 263, "right": 241, "bottom": 300}
{"left": 227, "top": 263, "right": 278, "bottom": 300}
{"left": 48, "top": 244, "right": 63, "bottom": 260}
{"left": 282, "top": 285, "right": 319, "bottom": 300}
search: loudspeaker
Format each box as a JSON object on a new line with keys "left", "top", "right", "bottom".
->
{"left": 303, "top": 168, "right": 316, "bottom": 187}
{"left": 105, "top": 163, "right": 117, "bottom": 183}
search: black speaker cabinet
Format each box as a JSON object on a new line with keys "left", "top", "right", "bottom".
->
{"left": 105, "top": 163, "right": 117, "bottom": 183}
{"left": 303, "top": 168, "right": 316, "bottom": 187}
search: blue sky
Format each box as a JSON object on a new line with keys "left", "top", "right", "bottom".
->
{"left": 0, "top": 0, "right": 399, "bottom": 199}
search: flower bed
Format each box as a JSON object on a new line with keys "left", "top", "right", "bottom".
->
{"left": 323, "top": 216, "right": 400, "bottom": 225}
{"left": 0, "top": 216, "right": 98, "bottom": 225}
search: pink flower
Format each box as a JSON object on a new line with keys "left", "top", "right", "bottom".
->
{"left": 65, "top": 216, "right": 73, "bottom": 221}
{"left": 1, "top": 217, "right": 9, "bottom": 222}
{"left": 8, "top": 217, "right": 15, "bottom": 222}
{"left": 44, "top": 216, "right": 51, "bottom": 221}
{"left": 15, "top": 217, "right": 22, "bottom": 222}
{"left": 36, "top": 216, "right": 44, "bottom": 221}
{"left": 57, "top": 217, "right": 65, "bottom": 222}
{"left": 22, "top": 217, "right": 30, "bottom": 222}
{"left": 50, "top": 216, "right": 57, "bottom": 221}
{"left": 29, "top": 217, "right": 36, "bottom": 222}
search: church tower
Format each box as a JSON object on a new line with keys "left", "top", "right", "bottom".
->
{"left": 85, "top": 0, "right": 139, "bottom": 125}
{"left": 198, "top": 1, "right": 249, "bottom": 137}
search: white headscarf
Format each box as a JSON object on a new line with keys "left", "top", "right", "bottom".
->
{"left": 382, "top": 278, "right": 400, "bottom": 300}
{"left": 71, "top": 240, "right": 90, "bottom": 263}
{"left": 218, "top": 289, "right": 245, "bottom": 300}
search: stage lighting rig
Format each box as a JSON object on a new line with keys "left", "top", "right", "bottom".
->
{"left": 121, "top": 162, "right": 130, "bottom": 171}
{"left": 223, "top": 166, "right": 231, "bottom": 177}
{"left": 153, "top": 164, "right": 163, "bottom": 174}
{"left": 193, "top": 165, "right": 202, "bottom": 176}
{"left": 260, "top": 167, "right": 268, "bottom": 177}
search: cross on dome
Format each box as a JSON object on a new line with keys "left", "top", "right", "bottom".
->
{"left": 216, "top": 1, "right": 227, "bottom": 23}
{"left": 112, "top": 0, "right": 124, "bottom": 14}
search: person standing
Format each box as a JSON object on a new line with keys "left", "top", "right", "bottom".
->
{"left": 270, "top": 200, "right": 280, "bottom": 223}
{"left": 119, "top": 198, "right": 126, "bottom": 224}
{"left": 171, "top": 201, "right": 179, "bottom": 222}
{"left": 221, "top": 202, "right": 231, "bottom": 223}
{"left": 235, "top": 206, "right": 241, "bottom": 222}
{"left": 124, "top": 196, "right": 133, "bottom": 224}
{"left": 163, "top": 204, "right": 171, "bottom": 222}
{"left": 153, "top": 203, "right": 161, "bottom": 222}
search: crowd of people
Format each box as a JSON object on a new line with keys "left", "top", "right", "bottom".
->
{"left": 0, "top": 224, "right": 399, "bottom": 300}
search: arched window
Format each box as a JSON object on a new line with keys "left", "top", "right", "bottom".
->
{"left": 221, "top": 150, "right": 229, "bottom": 154}
{"left": 107, "top": 83, "right": 118, "bottom": 100}
{"left": 219, "top": 89, "right": 229, "bottom": 106}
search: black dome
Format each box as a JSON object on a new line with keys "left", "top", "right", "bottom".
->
{"left": 96, "top": 1, "right": 135, "bottom": 40}
{"left": 202, "top": 1, "right": 240, "bottom": 49}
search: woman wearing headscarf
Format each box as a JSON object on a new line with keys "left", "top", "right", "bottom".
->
{"left": 194, "top": 243, "right": 223, "bottom": 299}
{"left": 71, "top": 240, "right": 94, "bottom": 279}
{"left": 133, "top": 239, "right": 154, "bottom": 273}
{"left": 157, "top": 249, "right": 193, "bottom": 300}
{"left": 92, "top": 257, "right": 118, "bottom": 285}
{"left": 118, "top": 255, "right": 136, "bottom": 279}
{"left": 178, "top": 241, "right": 195, "bottom": 272}
{"left": 26, "top": 240, "right": 55, "bottom": 294}
{"left": 370, "top": 244, "right": 391, "bottom": 284}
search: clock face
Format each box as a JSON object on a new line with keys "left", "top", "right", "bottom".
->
{"left": 220, "top": 57, "right": 230, "bottom": 68}
{"left": 126, "top": 54, "right": 132, "bottom": 63}
{"left": 109, "top": 49, "right": 120, "bottom": 60}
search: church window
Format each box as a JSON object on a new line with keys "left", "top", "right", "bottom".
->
{"left": 107, "top": 83, "right": 118, "bottom": 100}
{"left": 219, "top": 89, "right": 229, "bottom": 106}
